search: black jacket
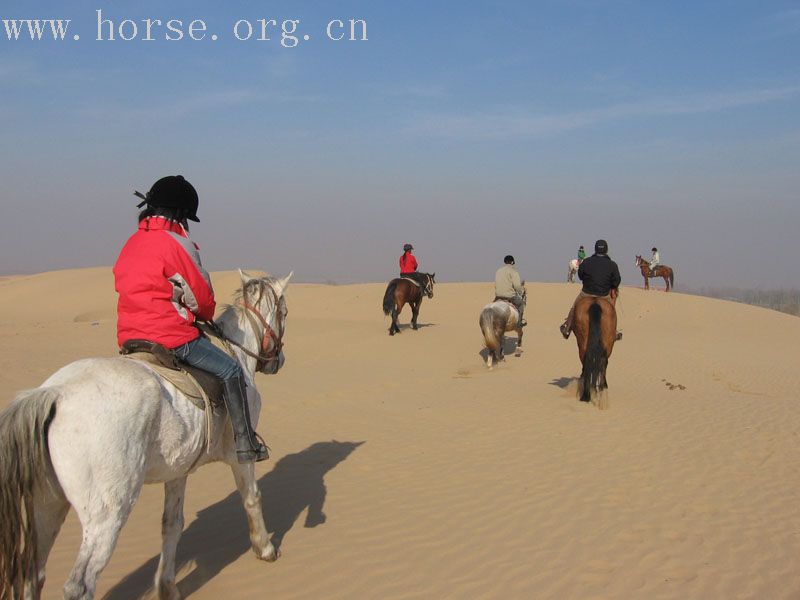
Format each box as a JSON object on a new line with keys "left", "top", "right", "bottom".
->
{"left": 578, "top": 254, "right": 621, "bottom": 296}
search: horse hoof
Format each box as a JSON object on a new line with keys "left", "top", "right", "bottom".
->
{"left": 257, "top": 543, "right": 279, "bottom": 562}
{"left": 156, "top": 580, "right": 182, "bottom": 600}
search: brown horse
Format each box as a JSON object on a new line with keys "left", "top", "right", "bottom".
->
{"left": 382, "top": 273, "right": 435, "bottom": 335}
{"left": 635, "top": 255, "right": 674, "bottom": 291}
{"left": 571, "top": 295, "right": 617, "bottom": 408}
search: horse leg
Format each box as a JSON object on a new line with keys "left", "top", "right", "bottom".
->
{"left": 26, "top": 488, "right": 70, "bottom": 599}
{"left": 393, "top": 300, "right": 405, "bottom": 334}
{"left": 515, "top": 327, "right": 523, "bottom": 357}
{"left": 644, "top": 275, "right": 649, "bottom": 291}
{"left": 63, "top": 498, "right": 138, "bottom": 600}
{"left": 154, "top": 477, "right": 187, "bottom": 600}
{"left": 664, "top": 276, "right": 670, "bottom": 292}
{"left": 411, "top": 300, "right": 420, "bottom": 330}
{"left": 231, "top": 462, "right": 277, "bottom": 561}
{"left": 58, "top": 442, "right": 146, "bottom": 600}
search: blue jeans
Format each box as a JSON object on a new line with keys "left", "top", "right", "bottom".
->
{"left": 173, "top": 336, "right": 241, "bottom": 382}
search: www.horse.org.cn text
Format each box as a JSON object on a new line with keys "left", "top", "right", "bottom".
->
{"left": 1, "top": 11, "right": 369, "bottom": 47}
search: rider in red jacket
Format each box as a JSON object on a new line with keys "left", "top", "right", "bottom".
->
{"left": 399, "top": 243, "right": 427, "bottom": 288}
{"left": 399, "top": 244, "right": 418, "bottom": 274}
{"left": 114, "top": 175, "right": 268, "bottom": 463}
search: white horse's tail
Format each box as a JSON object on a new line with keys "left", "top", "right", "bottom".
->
{"left": 0, "top": 387, "right": 60, "bottom": 597}
{"left": 479, "top": 307, "right": 501, "bottom": 352}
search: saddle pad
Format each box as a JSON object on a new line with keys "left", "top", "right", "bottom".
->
{"left": 124, "top": 352, "right": 208, "bottom": 410}
{"left": 400, "top": 276, "right": 421, "bottom": 287}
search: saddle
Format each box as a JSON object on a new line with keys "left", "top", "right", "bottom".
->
{"left": 120, "top": 340, "right": 224, "bottom": 410}
{"left": 493, "top": 297, "right": 519, "bottom": 311}
{"left": 400, "top": 275, "right": 421, "bottom": 287}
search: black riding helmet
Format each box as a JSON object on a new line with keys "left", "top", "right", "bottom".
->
{"left": 652, "top": 247, "right": 658, "bottom": 252}
{"left": 504, "top": 255, "right": 515, "bottom": 264}
{"left": 403, "top": 243, "right": 413, "bottom": 252}
{"left": 135, "top": 175, "right": 200, "bottom": 222}
{"left": 594, "top": 240, "right": 608, "bottom": 254}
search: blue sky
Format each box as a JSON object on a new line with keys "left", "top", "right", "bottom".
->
{"left": 1, "top": 1, "right": 799, "bottom": 287}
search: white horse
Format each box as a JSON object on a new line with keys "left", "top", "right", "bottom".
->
{"left": 567, "top": 259, "right": 580, "bottom": 283}
{"left": 0, "top": 269, "right": 291, "bottom": 600}
{"left": 478, "top": 296, "right": 524, "bottom": 369}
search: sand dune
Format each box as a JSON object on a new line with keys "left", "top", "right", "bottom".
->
{"left": 1, "top": 268, "right": 799, "bottom": 599}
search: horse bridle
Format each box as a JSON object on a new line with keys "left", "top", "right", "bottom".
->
{"left": 242, "top": 296, "right": 284, "bottom": 372}
{"left": 422, "top": 274, "right": 434, "bottom": 298}
{"left": 202, "top": 283, "right": 285, "bottom": 373}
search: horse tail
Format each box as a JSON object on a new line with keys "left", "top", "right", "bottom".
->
{"left": 0, "top": 387, "right": 60, "bottom": 597}
{"left": 580, "top": 303, "right": 608, "bottom": 403}
{"left": 670, "top": 269, "right": 675, "bottom": 288}
{"left": 382, "top": 280, "right": 399, "bottom": 315}
{"left": 479, "top": 308, "right": 501, "bottom": 352}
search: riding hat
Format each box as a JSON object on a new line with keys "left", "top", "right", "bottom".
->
{"left": 594, "top": 240, "right": 608, "bottom": 254}
{"left": 504, "top": 255, "right": 515, "bottom": 265}
{"left": 403, "top": 243, "right": 413, "bottom": 252}
{"left": 135, "top": 175, "right": 200, "bottom": 222}
{"left": 652, "top": 247, "right": 658, "bottom": 252}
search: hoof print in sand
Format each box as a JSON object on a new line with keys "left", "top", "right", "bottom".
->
{"left": 662, "top": 379, "right": 686, "bottom": 391}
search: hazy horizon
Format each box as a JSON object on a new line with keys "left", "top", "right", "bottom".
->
{"left": 2, "top": 1, "right": 798, "bottom": 288}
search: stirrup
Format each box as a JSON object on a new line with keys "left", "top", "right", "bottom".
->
{"left": 237, "top": 433, "right": 269, "bottom": 464}
{"left": 560, "top": 324, "right": 570, "bottom": 339}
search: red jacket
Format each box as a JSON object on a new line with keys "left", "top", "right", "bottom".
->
{"left": 114, "top": 217, "right": 216, "bottom": 349}
{"left": 399, "top": 252, "right": 418, "bottom": 274}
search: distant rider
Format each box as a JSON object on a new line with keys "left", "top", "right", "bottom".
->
{"left": 114, "top": 175, "right": 268, "bottom": 463}
{"left": 649, "top": 247, "right": 661, "bottom": 274}
{"left": 495, "top": 255, "right": 527, "bottom": 327}
{"left": 577, "top": 245, "right": 586, "bottom": 264}
{"left": 560, "top": 239, "right": 621, "bottom": 339}
{"left": 399, "top": 243, "right": 428, "bottom": 289}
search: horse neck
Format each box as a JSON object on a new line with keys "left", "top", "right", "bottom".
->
{"left": 217, "top": 305, "right": 261, "bottom": 380}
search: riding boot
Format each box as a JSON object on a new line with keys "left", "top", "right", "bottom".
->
{"left": 560, "top": 307, "right": 574, "bottom": 339}
{"left": 222, "top": 376, "right": 269, "bottom": 463}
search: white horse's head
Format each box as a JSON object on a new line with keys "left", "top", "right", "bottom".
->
{"left": 236, "top": 269, "right": 293, "bottom": 375}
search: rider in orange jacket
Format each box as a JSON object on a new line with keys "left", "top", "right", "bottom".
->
{"left": 399, "top": 243, "right": 427, "bottom": 288}
{"left": 114, "top": 176, "right": 268, "bottom": 463}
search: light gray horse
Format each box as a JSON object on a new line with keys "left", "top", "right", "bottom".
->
{"left": 478, "top": 296, "right": 524, "bottom": 369}
{"left": 0, "top": 270, "right": 291, "bottom": 600}
{"left": 568, "top": 258, "right": 580, "bottom": 283}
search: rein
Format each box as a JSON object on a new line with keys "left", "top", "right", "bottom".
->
{"left": 199, "top": 285, "right": 283, "bottom": 373}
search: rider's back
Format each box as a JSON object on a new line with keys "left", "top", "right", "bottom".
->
{"left": 114, "top": 216, "right": 215, "bottom": 349}
{"left": 578, "top": 254, "right": 621, "bottom": 296}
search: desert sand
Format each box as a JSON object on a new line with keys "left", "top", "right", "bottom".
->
{"left": 1, "top": 267, "right": 799, "bottom": 599}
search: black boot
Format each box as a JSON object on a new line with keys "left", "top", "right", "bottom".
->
{"left": 222, "top": 376, "right": 268, "bottom": 463}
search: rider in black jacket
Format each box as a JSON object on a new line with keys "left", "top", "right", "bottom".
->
{"left": 560, "top": 239, "right": 622, "bottom": 339}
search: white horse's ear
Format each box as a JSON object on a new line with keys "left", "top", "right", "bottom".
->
{"left": 238, "top": 268, "right": 252, "bottom": 286}
{"left": 276, "top": 271, "right": 294, "bottom": 295}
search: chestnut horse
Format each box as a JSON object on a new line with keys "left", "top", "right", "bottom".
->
{"left": 571, "top": 295, "right": 617, "bottom": 409}
{"left": 635, "top": 255, "right": 674, "bottom": 291}
{"left": 382, "top": 273, "right": 435, "bottom": 335}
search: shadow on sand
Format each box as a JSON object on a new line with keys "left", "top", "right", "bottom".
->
{"left": 549, "top": 376, "right": 578, "bottom": 389}
{"left": 103, "top": 440, "right": 364, "bottom": 600}
{"left": 478, "top": 337, "right": 521, "bottom": 364}
{"left": 395, "top": 322, "right": 437, "bottom": 332}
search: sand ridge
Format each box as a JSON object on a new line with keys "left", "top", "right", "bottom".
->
{"left": 1, "top": 268, "right": 799, "bottom": 599}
